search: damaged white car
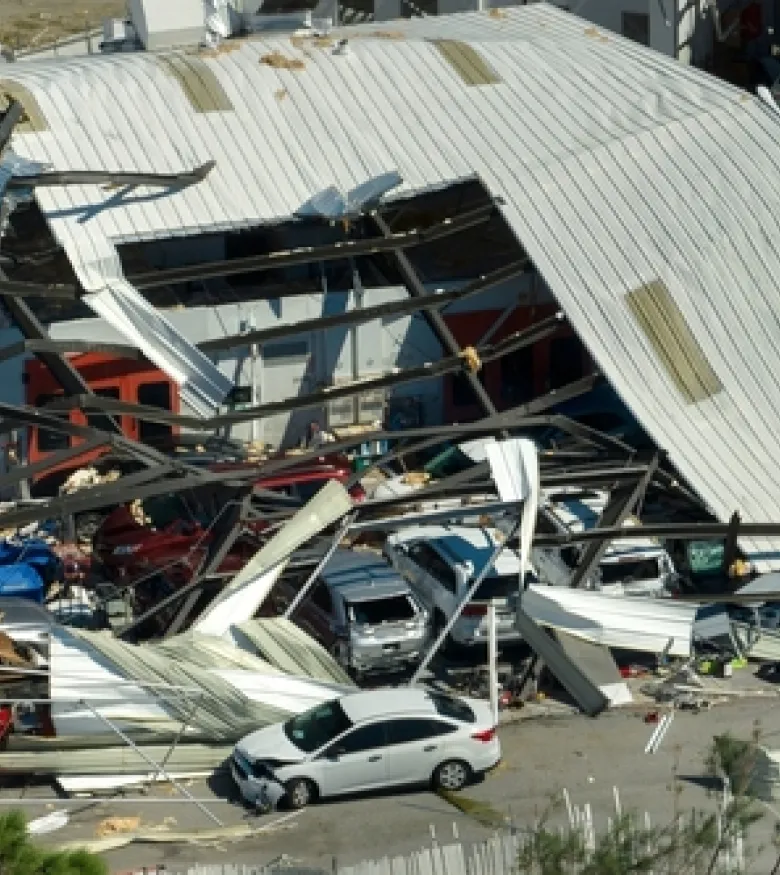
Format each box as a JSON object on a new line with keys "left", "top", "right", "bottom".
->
{"left": 231, "top": 689, "right": 500, "bottom": 810}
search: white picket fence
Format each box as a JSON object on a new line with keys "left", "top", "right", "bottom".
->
{"left": 175, "top": 782, "right": 752, "bottom": 875}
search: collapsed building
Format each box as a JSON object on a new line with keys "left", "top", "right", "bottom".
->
{"left": 0, "top": 3, "right": 778, "bottom": 791}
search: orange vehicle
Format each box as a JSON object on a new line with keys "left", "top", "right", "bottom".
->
{"left": 24, "top": 352, "right": 178, "bottom": 496}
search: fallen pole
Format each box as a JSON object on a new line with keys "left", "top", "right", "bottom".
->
{"left": 78, "top": 699, "right": 224, "bottom": 827}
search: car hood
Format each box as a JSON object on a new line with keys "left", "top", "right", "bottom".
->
{"left": 236, "top": 722, "right": 306, "bottom": 764}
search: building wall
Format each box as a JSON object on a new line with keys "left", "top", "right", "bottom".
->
{"left": 0, "top": 272, "right": 553, "bottom": 450}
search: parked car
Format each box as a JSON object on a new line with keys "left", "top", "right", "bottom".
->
{"left": 383, "top": 525, "right": 523, "bottom": 648}
{"left": 536, "top": 490, "right": 677, "bottom": 596}
{"left": 230, "top": 688, "right": 500, "bottom": 809}
{"left": 273, "top": 550, "right": 430, "bottom": 678}
{"left": 94, "top": 455, "right": 364, "bottom": 588}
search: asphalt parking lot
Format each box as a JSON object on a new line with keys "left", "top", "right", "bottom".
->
{"left": 5, "top": 699, "right": 780, "bottom": 873}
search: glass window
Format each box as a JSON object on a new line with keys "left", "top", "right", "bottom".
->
{"left": 86, "top": 386, "right": 119, "bottom": 434}
{"left": 293, "top": 480, "right": 326, "bottom": 503}
{"left": 283, "top": 699, "right": 352, "bottom": 753}
{"left": 429, "top": 693, "right": 475, "bottom": 724}
{"left": 599, "top": 558, "right": 661, "bottom": 586}
{"left": 310, "top": 582, "right": 333, "bottom": 614}
{"left": 386, "top": 718, "right": 455, "bottom": 746}
{"left": 137, "top": 382, "right": 173, "bottom": 443}
{"left": 474, "top": 575, "right": 512, "bottom": 601}
{"left": 330, "top": 722, "right": 387, "bottom": 755}
{"left": 348, "top": 595, "right": 415, "bottom": 626}
{"left": 423, "top": 445, "right": 476, "bottom": 479}
{"left": 35, "top": 394, "right": 69, "bottom": 452}
{"left": 410, "top": 543, "right": 457, "bottom": 593}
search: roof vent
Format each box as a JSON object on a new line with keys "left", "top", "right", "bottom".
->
{"left": 128, "top": 0, "right": 206, "bottom": 50}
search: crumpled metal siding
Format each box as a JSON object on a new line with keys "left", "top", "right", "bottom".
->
{"left": 237, "top": 617, "right": 356, "bottom": 687}
{"left": 3, "top": 6, "right": 780, "bottom": 563}
{"left": 67, "top": 628, "right": 291, "bottom": 740}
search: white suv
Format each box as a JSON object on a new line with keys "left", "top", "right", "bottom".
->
{"left": 384, "top": 525, "right": 523, "bottom": 648}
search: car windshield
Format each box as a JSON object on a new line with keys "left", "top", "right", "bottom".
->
{"left": 283, "top": 700, "right": 353, "bottom": 753}
{"left": 429, "top": 692, "right": 475, "bottom": 723}
{"left": 599, "top": 558, "right": 660, "bottom": 586}
{"left": 474, "top": 575, "right": 512, "bottom": 601}
{"left": 348, "top": 595, "right": 416, "bottom": 625}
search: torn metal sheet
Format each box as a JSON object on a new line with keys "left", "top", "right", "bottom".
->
{"left": 514, "top": 606, "right": 609, "bottom": 716}
{"left": 192, "top": 479, "right": 353, "bottom": 638}
{"left": 66, "top": 235, "right": 231, "bottom": 416}
{"left": 522, "top": 586, "right": 698, "bottom": 657}
{"left": 554, "top": 631, "right": 632, "bottom": 707}
{"left": 486, "top": 438, "right": 539, "bottom": 587}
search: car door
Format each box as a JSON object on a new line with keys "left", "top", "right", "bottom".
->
{"left": 382, "top": 718, "right": 458, "bottom": 786}
{"left": 311, "top": 721, "right": 389, "bottom": 797}
{"left": 426, "top": 550, "right": 459, "bottom": 618}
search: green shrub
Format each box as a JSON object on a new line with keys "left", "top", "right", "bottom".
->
{"left": 0, "top": 811, "right": 107, "bottom": 875}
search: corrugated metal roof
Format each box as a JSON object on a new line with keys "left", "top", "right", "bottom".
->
{"left": 4, "top": 4, "right": 780, "bottom": 566}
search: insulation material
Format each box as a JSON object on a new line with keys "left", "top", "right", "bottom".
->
{"left": 59, "top": 467, "right": 121, "bottom": 495}
{"left": 66, "top": 235, "right": 232, "bottom": 417}
{"left": 233, "top": 617, "right": 355, "bottom": 686}
{"left": 522, "top": 585, "right": 698, "bottom": 657}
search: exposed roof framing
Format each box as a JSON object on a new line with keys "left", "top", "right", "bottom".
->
{"left": 372, "top": 211, "right": 498, "bottom": 420}
{"left": 6, "top": 161, "right": 216, "bottom": 191}
{"left": 129, "top": 201, "right": 500, "bottom": 291}
{"left": 43, "top": 318, "right": 567, "bottom": 429}
{"left": 0, "top": 260, "right": 532, "bottom": 364}
{"left": 0, "top": 279, "right": 121, "bottom": 432}
{"left": 0, "top": 279, "right": 76, "bottom": 299}
{"left": 533, "top": 521, "right": 780, "bottom": 547}
{"left": 199, "top": 261, "right": 532, "bottom": 353}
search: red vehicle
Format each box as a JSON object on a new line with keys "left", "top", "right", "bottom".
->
{"left": 93, "top": 454, "right": 365, "bottom": 591}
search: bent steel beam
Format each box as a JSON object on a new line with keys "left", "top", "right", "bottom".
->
{"left": 7, "top": 161, "right": 216, "bottom": 190}
{"left": 130, "top": 202, "right": 497, "bottom": 290}
{"left": 567, "top": 454, "right": 660, "bottom": 589}
{"left": 372, "top": 212, "right": 498, "bottom": 418}
{"left": 200, "top": 261, "right": 532, "bottom": 353}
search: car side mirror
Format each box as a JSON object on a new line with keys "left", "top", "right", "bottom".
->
{"left": 326, "top": 746, "right": 345, "bottom": 760}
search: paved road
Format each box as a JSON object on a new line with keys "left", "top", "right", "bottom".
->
{"left": 5, "top": 700, "right": 780, "bottom": 872}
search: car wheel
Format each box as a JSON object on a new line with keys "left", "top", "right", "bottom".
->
{"left": 433, "top": 760, "right": 471, "bottom": 792}
{"left": 285, "top": 777, "right": 317, "bottom": 809}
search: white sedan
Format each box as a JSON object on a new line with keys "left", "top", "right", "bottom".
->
{"left": 231, "top": 688, "right": 500, "bottom": 810}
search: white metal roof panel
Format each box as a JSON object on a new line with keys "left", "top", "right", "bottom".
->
{"left": 3, "top": 4, "right": 780, "bottom": 565}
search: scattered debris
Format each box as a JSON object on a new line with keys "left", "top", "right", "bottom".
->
{"left": 487, "top": 8, "right": 507, "bottom": 18}
{"left": 260, "top": 51, "right": 305, "bottom": 71}
{"left": 95, "top": 816, "right": 142, "bottom": 838}
{"left": 274, "top": 88, "right": 287, "bottom": 101}
{"left": 26, "top": 811, "right": 69, "bottom": 835}
{"left": 60, "top": 813, "right": 302, "bottom": 854}
{"left": 60, "top": 467, "right": 121, "bottom": 495}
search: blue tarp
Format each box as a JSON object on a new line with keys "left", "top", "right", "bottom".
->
{"left": 0, "top": 539, "right": 60, "bottom": 584}
{"left": 0, "top": 564, "right": 44, "bottom": 603}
